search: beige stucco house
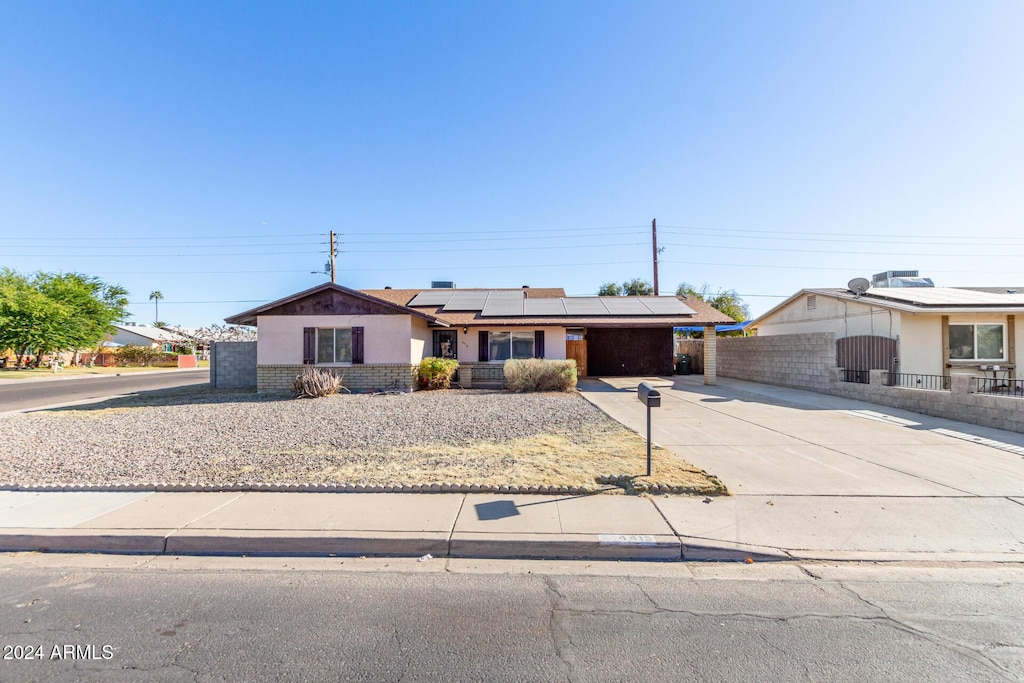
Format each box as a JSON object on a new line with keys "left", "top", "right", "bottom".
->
{"left": 750, "top": 285, "right": 1024, "bottom": 380}
{"left": 225, "top": 282, "right": 732, "bottom": 392}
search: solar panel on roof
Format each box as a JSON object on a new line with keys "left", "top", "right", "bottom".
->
{"left": 523, "top": 299, "right": 567, "bottom": 315}
{"left": 601, "top": 297, "right": 648, "bottom": 314}
{"left": 408, "top": 291, "right": 457, "bottom": 307}
{"left": 562, "top": 298, "right": 609, "bottom": 315}
{"left": 442, "top": 291, "right": 489, "bottom": 311}
{"left": 639, "top": 297, "right": 696, "bottom": 315}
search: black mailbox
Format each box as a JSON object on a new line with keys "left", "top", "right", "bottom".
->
{"left": 638, "top": 382, "right": 661, "bottom": 408}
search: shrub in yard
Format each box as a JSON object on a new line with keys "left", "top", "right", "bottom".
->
{"left": 417, "top": 357, "right": 459, "bottom": 390}
{"left": 291, "top": 366, "right": 349, "bottom": 398}
{"left": 117, "top": 344, "right": 162, "bottom": 366}
{"left": 503, "top": 358, "right": 577, "bottom": 392}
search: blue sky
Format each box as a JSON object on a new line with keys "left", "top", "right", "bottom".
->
{"left": 2, "top": 1, "right": 1022, "bottom": 327}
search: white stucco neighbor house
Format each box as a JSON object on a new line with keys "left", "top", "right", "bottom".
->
{"left": 224, "top": 282, "right": 732, "bottom": 392}
{"left": 109, "top": 323, "right": 188, "bottom": 352}
{"left": 750, "top": 282, "right": 1024, "bottom": 381}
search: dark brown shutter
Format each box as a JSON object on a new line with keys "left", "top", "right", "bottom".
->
{"left": 303, "top": 327, "right": 316, "bottom": 364}
{"left": 352, "top": 327, "right": 364, "bottom": 364}
{"left": 478, "top": 331, "right": 489, "bottom": 362}
{"left": 534, "top": 330, "right": 545, "bottom": 358}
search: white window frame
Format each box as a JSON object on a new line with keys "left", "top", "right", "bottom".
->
{"left": 316, "top": 327, "right": 353, "bottom": 365}
{"left": 948, "top": 322, "right": 1006, "bottom": 361}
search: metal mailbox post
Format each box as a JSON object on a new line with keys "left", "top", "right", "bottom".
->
{"left": 637, "top": 382, "right": 661, "bottom": 476}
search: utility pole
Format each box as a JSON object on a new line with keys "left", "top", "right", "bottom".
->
{"left": 329, "top": 230, "right": 336, "bottom": 284}
{"left": 651, "top": 218, "right": 659, "bottom": 295}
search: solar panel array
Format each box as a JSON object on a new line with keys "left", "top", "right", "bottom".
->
{"left": 523, "top": 298, "right": 568, "bottom": 315}
{"left": 407, "top": 290, "right": 457, "bottom": 307}
{"left": 480, "top": 291, "right": 526, "bottom": 316}
{"left": 442, "top": 291, "right": 490, "bottom": 311}
{"left": 406, "top": 290, "right": 698, "bottom": 317}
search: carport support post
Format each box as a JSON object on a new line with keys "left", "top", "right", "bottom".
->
{"left": 704, "top": 326, "right": 717, "bottom": 385}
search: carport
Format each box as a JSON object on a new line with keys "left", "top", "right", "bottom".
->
{"left": 586, "top": 327, "right": 675, "bottom": 376}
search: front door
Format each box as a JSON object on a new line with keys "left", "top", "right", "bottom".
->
{"left": 432, "top": 330, "right": 458, "bottom": 360}
{"left": 432, "top": 329, "right": 459, "bottom": 384}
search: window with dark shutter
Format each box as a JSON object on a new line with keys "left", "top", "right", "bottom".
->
{"left": 534, "top": 330, "right": 545, "bottom": 358}
{"left": 478, "top": 330, "right": 489, "bottom": 362}
{"left": 303, "top": 327, "right": 316, "bottom": 364}
{"left": 352, "top": 327, "right": 364, "bottom": 364}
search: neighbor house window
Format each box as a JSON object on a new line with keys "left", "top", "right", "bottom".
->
{"left": 316, "top": 328, "right": 353, "bottom": 363}
{"left": 485, "top": 331, "right": 535, "bottom": 361}
{"left": 949, "top": 323, "right": 1004, "bottom": 360}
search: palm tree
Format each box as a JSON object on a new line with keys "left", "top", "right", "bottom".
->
{"left": 149, "top": 290, "right": 164, "bottom": 325}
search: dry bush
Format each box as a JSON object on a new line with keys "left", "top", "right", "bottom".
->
{"left": 503, "top": 359, "right": 577, "bottom": 392}
{"left": 291, "top": 366, "right": 349, "bottom": 398}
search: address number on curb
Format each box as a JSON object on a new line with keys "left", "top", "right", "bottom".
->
{"left": 597, "top": 534, "right": 658, "bottom": 546}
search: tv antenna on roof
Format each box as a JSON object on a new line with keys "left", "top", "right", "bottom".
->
{"left": 847, "top": 277, "right": 870, "bottom": 298}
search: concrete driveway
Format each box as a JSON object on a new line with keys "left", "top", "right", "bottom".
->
{"left": 579, "top": 375, "right": 1024, "bottom": 560}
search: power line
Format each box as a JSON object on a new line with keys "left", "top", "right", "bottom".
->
{"left": 659, "top": 224, "right": 1024, "bottom": 240}
{"left": 659, "top": 242, "right": 1019, "bottom": 258}
{"left": 660, "top": 228, "right": 1024, "bottom": 247}
{"left": 2, "top": 250, "right": 323, "bottom": 257}
{"left": 3, "top": 241, "right": 325, "bottom": 250}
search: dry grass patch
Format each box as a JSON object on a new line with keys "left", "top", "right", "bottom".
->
{"left": 251, "top": 423, "right": 724, "bottom": 494}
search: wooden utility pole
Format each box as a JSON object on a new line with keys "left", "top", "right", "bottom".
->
{"left": 329, "top": 230, "right": 336, "bottom": 283}
{"left": 651, "top": 218, "right": 659, "bottom": 295}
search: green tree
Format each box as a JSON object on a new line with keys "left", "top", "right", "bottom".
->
{"left": 597, "top": 278, "right": 654, "bottom": 296}
{"left": 676, "top": 282, "right": 750, "bottom": 322}
{"left": 149, "top": 290, "right": 164, "bottom": 324}
{"left": 0, "top": 269, "right": 130, "bottom": 367}
{"left": 622, "top": 278, "right": 654, "bottom": 296}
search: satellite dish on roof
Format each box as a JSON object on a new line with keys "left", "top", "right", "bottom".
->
{"left": 848, "top": 277, "right": 870, "bottom": 297}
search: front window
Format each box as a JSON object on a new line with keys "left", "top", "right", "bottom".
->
{"left": 949, "top": 323, "right": 1004, "bottom": 361}
{"left": 487, "top": 331, "right": 534, "bottom": 361}
{"left": 317, "top": 328, "right": 352, "bottom": 363}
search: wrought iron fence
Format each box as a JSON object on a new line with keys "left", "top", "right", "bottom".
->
{"left": 975, "top": 377, "right": 1024, "bottom": 397}
{"left": 886, "top": 373, "right": 951, "bottom": 391}
{"left": 840, "top": 369, "right": 870, "bottom": 384}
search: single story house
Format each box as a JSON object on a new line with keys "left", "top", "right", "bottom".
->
{"left": 109, "top": 323, "right": 188, "bottom": 352}
{"left": 750, "top": 284, "right": 1024, "bottom": 380}
{"left": 224, "top": 283, "right": 733, "bottom": 392}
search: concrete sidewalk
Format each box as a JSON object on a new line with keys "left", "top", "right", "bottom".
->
{"left": 2, "top": 488, "right": 1022, "bottom": 562}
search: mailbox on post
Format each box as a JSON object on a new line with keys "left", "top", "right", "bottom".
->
{"left": 637, "top": 382, "right": 661, "bottom": 476}
{"left": 638, "top": 382, "right": 661, "bottom": 408}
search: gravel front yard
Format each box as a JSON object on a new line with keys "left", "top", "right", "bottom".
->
{"left": 0, "top": 387, "right": 725, "bottom": 494}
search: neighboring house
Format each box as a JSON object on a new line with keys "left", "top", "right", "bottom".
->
{"left": 109, "top": 323, "right": 188, "bottom": 353}
{"left": 750, "top": 284, "right": 1024, "bottom": 380}
{"left": 224, "top": 283, "right": 732, "bottom": 392}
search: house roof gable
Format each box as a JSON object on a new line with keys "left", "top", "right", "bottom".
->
{"left": 224, "top": 283, "right": 447, "bottom": 326}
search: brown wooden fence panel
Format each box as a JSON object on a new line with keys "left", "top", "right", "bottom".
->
{"left": 675, "top": 339, "right": 705, "bottom": 374}
{"left": 566, "top": 340, "right": 588, "bottom": 377}
{"left": 836, "top": 335, "right": 898, "bottom": 373}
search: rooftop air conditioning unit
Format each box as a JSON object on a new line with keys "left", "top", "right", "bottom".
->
{"left": 431, "top": 281, "right": 456, "bottom": 289}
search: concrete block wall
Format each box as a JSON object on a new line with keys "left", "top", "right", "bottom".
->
{"left": 717, "top": 333, "right": 835, "bottom": 393}
{"left": 210, "top": 342, "right": 257, "bottom": 389}
{"left": 257, "top": 364, "right": 419, "bottom": 393}
{"left": 830, "top": 368, "right": 1024, "bottom": 434}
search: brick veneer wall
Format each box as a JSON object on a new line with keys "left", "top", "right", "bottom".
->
{"left": 458, "top": 362, "right": 504, "bottom": 387}
{"left": 257, "top": 364, "right": 419, "bottom": 393}
{"left": 717, "top": 333, "right": 835, "bottom": 393}
{"left": 210, "top": 342, "right": 257, "bottom": 389}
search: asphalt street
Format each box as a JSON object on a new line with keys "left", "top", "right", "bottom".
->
{"left": 0, "top": 556, "right": 1021, "bottom": 682}
{"left": 0, "top": 370, "right": 210, "bottom": 413}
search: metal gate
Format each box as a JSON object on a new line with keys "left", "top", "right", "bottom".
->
{"left": 836, "top": 335, "right": 898, "bottom": 383}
